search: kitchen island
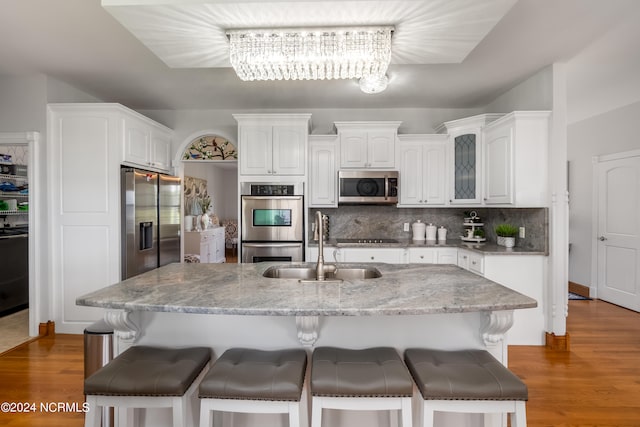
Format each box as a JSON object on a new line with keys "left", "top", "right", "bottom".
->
{"left": 77, "top": 261, "right": 537, "bottom": 427}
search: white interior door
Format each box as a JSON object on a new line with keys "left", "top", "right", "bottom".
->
{"left": 596, "top": 154, "right": 640, "bottom": 311}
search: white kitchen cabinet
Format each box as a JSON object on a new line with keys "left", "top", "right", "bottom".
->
{"left": 457, "top": 248, "right": 484, "bottom": 275}
{"left": 436, "top": 114, "right": 502, "bottom": 205}
{"left": 122, "top": 113, "right": 173, "bottom": 173}
{"left": 335, "top": 122, "right": 401, "bottom": 169}
{"left": 482, "top": 111, "right": 550, "bottom": 206}
{"left": 48, "top": 103, "right": 173, "bottom": 333}
{"left": 397, "top": 135, "right": 448, "bottom": 206}
{"left": 335, "top": 247, "right": 404, "bottom": 263}
{"left": 408, "top": 247, "right": 458, "bottom": 264}
{"left": 483, "top": 255, "right": 546, "bottom": 345}
{"left": 184, "top": 227, "right": 226, "bottom": 263}
{"left": 235, "top": 114, "right": 311, "bottom": 176}
{"left": 309, "top": 135, "right": 339, "bottom": 207}
{"left": 307, "top": 245, "right": 339, "bottom": 263}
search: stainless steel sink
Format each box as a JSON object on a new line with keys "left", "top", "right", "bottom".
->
{"left": 262, "top": 266, "right": 381, "bottom": 281}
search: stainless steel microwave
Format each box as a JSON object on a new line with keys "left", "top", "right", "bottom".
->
{"left": 338, "top": 170, "right": 399, "bottom": 205}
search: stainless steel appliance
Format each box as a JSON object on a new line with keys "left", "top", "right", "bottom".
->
{"left": 241, "top": 183, "right": 304, "bottom": 263}
{"left": 121, "top": 167, "right": 181, "bottom": 279}
{"left": 338, "top": 170, "right": 399, "bottom": 205}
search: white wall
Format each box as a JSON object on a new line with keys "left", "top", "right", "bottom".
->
{"left": 566, "top": 16, "right": 640, "bottom": 287}
{"left": 482, "top": 65, "right": 553, "bottom": 113}
{"left": 567, "top": 101, "right": 640, "bottom": 286}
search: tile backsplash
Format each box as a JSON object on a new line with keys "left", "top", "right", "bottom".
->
{"left": 310, "top": 206, "right": 548, "bottom": 252}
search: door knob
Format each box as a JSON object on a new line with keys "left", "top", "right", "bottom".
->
{"left": 599, "top": 236, "right": 607, "bottom": 241}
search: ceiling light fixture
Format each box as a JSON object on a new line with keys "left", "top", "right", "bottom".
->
{"left": 227, "top": 26, "right": 393, "bottom": 93}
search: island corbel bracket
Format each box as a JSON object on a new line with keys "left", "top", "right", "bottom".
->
{"left": 295, "top": 315, "right": 319, "bottom": 347}
{"left": 104, "top": 310, "right": 140, "bottom": 353}
{"left": 481, "top": 310, "right": 514, "bottom": 347}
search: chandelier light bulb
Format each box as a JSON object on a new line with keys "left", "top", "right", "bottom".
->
{"left": 359, "top": 74, "right": 389, "bottom": 94}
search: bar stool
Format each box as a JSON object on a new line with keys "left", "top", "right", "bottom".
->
{"left": 84, "top": 345, "right": 211, "bottom": 427}
{"left": 198, "top": 348, "right": 308, "bottom": 427}
{"left": 310, "top": 347, "right": 413, "bottom": 427}
{"left": 404, "top": 348, "right": 528, "bottom": 427}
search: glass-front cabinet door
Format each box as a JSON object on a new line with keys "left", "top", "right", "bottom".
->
{"left": 450, "top": 132, "right": 482, "bottom": 204}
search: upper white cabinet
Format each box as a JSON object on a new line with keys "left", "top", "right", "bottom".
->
{"left": 436, "top": 114, "right": 502, "bottom": 205}
{"left": 335, "top": 122, "right": 401, "bottom": 169}
{"left": 309, "top": 135, "right": 339, "bottom": 207}
{"left": 235, "top": 114, "right": 311, "bottom": 176}
{"left": 122, "top": 112, "right": 173, "bottom": 173}
{"left": 482, "top": 111, "right": 550, "bottom": 206}
{"left": 397, "top": 134, "right": 448, "bottom": 206}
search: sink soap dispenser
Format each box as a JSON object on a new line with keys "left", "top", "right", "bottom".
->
{"left": 412, "top": 220, "right": 426, "bottom": 241}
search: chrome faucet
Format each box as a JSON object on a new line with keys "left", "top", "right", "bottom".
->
{"left": 315, "top": 211, "right": 336, "bottom": 280}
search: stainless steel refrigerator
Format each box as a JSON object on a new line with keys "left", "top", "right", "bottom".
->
{"left": 121, "top": 167, "right": 181, "bottom": 280}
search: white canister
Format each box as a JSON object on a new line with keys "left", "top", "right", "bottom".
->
{"left": 412, "top": 220, "right": 426, "bottom": 241}
{"left": 437, "top": 226, "right": 447, "bottom": 241}
{"left": 426, "top": 223, "right": 437, "bottom": 241}
{"left": 184, "top": 215, "right": 193, "bottom": 231}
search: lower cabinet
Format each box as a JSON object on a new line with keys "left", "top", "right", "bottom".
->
{"left": 457, "top": 249, "right": 484, "bottom": 275}
{"left": 336, "top": 248, "right": 404, "bottom": 263}
{"left": 184, "top": 227, "right": 226, "bottom": 263}
{"left": 307, "top": 246, "right": 340, "bottom": 263}
{"left": 408, "top": 248, "right": 458, "bottom": 264}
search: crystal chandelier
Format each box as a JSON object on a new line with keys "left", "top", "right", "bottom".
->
{"left": 227, "top": 26, "right": 393, "bottom": 92}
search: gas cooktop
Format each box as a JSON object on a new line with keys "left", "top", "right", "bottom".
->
{"left": 335, "top": 238, "right": 401, "bottom": 246}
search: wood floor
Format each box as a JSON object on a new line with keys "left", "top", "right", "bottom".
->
{"left": 0, "top": 299, "right": 638, "bottom": 426}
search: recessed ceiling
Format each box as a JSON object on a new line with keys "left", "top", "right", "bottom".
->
{"left": 102, "top": 0, "right": 517, "bottom": 68}
{"left": 0, "top": 0, "right": 638, "bottom": 110}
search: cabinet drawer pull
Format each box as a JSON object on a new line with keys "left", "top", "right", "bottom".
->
{"left": 370, "top": 256, "right": 375, "bottom": 260}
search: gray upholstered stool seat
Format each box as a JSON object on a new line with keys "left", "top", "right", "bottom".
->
{"left": 310, "top": 347, "right": 413, "bottom": 427}
{"left": 84, "top": 346, "right": 211, "bottom": 427}
{"left": 199, "top": 347, "right": 307, "bottom": 401}
{"left": 85, "top": 346, "right": 211, "bottom": 396}
{"left": 404, "top": 348, "right": 528, "bottom": 427}
{"left": 311, "top": 346, "right": 413, "bottom": 397}
{"left": 198, "top": 348, "right": 308, "bottom": 427}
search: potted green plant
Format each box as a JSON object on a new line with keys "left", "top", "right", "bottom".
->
{"left": 495, "top": 224, "right": 518, "bottom": 248}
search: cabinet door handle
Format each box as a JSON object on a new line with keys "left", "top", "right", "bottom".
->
{"left": 599, "top": 236, "right": 607, "bottom": 241}
{"left": 420, "top": 255, "right": 424, "bottom": 259}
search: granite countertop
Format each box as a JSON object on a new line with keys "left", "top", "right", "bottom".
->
{"left": 312, "top": 239, "right": 547, "bottom": 255}
{"left": 76, "top": 262, "right": 537, "bottom": 316}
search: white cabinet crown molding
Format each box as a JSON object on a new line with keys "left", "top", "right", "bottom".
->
{"left": 333, "top": 121, "right": 402, "bottom": 132}
{"left": 434, "top": 113, "right": 504, "bottom": 134}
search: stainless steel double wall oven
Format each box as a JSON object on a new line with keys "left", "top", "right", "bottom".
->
{"left": 241, "top": 183, "right": 304, "bottom": 263}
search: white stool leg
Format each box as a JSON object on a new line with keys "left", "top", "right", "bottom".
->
{"left": 84, "top": 396, "right": 101, "bottom": 427}
{"left": 511, "top": 401, "right": 527, "bottom": 427}
{"left": 199, "top": 400, "right": 213, "bottom": 427}
{"left": 311, "top": 397, "right": 322, "bottom": 427}
{"left": 422, "top": 402, "right": 435, "bottom": 427}
{"left": 172, "top": 396, "right": 186, "bottom": 427}
{"left": 289, "top": 401, "right": 301, "bottom": 427}
{"left": 400, "top": 397, "right": 412, "bottom": 427}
